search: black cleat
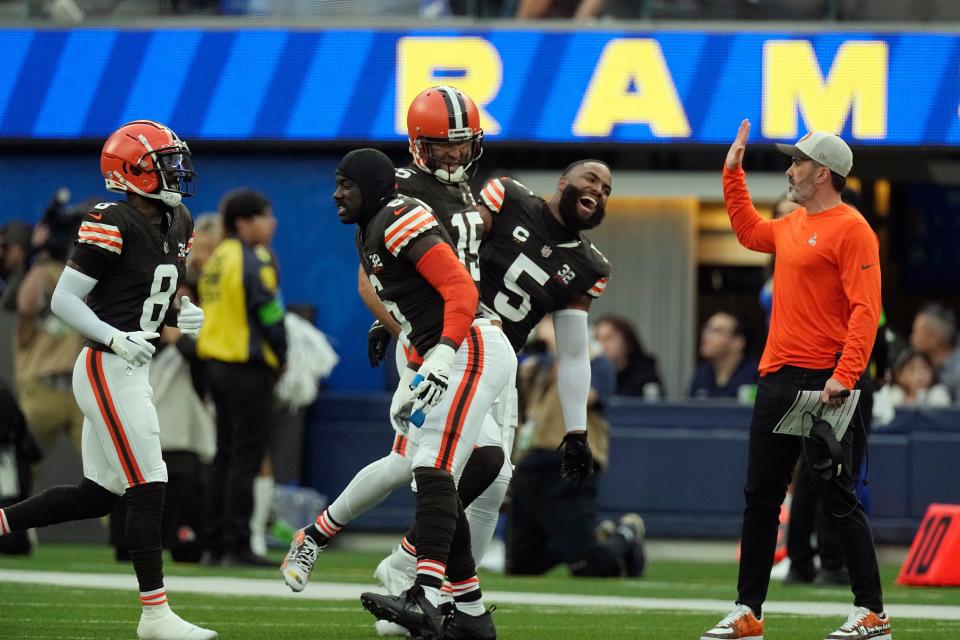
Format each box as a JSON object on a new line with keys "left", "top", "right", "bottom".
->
{"left": 360, "top": 585, "right": 444, "bottom": 640}
{"left": 443, "top": 606, "right": 497, "bottom": 640}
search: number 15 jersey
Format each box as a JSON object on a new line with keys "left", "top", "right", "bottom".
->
{"left": 69, "top": 200, "right": 194, "bottom": 349}
{"left": 478, "top": 177, "right": 611, "bottom": 353}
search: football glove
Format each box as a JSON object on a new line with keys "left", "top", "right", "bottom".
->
{"left": 558, "top": 432, "right": 594, "bottom": 487}
{"left": 177, "top": 295, "right": 204, "bottom": 336}
{"left": 367, "top": 320, "right": 392, "bottom": 368}
{"left": 108, "top": 330, "right": 160, "bottom": 367}
{"left": 408, "top": 344, "right": 455, "bottom": 416}
{"left": 389, "top": 381, "right": 412, "bottom": 437}
{"left": 390, "top": 343, "right": 456, "bottom": 430}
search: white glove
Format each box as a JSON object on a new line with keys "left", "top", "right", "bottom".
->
{"left": 108, "top": 331, "right": 159, "bottom": 366}
{"left": 391, "top": 343, "right": 457, "bottom": 429}
{"left": 389, "top": 383, "right": 412, "bottom": 437}
{"left": 177, "top": 295, "right": 204, "bottom": 336}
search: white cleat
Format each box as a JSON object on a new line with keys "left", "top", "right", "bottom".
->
{"left": 281, "top": 528, "right": 322, "bottom": 592}
{"left": 375, "top": 619, "right": 412, "bottom": 637}
{"left": 137, "top": 609, "right": 218, "bottom": 640}
{"left": 374, "top": 551, "right": 415, "bottom": 597}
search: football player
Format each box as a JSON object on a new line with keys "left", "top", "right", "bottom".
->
{"left": 372, "top": 159, "right": 613, "bottom": 624}
{"left": 307, "top": 148, "right": 510, "bottom": 639}
{"left": 0, "top": 121, "right": 216, "bottom": 640}
{"left": 281, "top": 89, "right": 509, "bottom": 619}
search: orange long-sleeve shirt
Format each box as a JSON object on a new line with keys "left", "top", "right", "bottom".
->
{"left": 723, "top": 166, "right": 881, "bottom": 389}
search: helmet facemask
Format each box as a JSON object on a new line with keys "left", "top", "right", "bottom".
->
{"left": 411, "top": 129, "right": 483, "bottom": 184}
{"left": 104, "top": 128, "right": 196, "bottom": 208}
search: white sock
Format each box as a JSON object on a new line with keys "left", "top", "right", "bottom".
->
{"left": 456, "top": 599, "right": 486, "bottom": 616}
{"left": 420, "top": 585, "right": 441, "bottom": 607}
{"left": 140, "top": 587, "right": 170, "bottom": 615}
{"left": 0, "top": 508, "right": 9, "bottom": 536}
{"left": 326, "top": 453, "right": 413, "bottom": 523}
{"left": 250, "top": 476, "right": 274, "bottom": 555}
{"left": 393, "top": 538, "right": 417, "bottom": 571}
{"left": 465, "top": 464, "right": 510, "bottom": 564}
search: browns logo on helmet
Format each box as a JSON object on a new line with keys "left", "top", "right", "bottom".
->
{"left": 406, "top": 86, "right": 483, "bottom": 184}
{"left": 101, "top": 120, "right": 196, "bottom": 208}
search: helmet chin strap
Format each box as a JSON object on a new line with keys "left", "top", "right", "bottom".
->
{"left": 108, "top": 172, "right": 181, "bottom": 208}
{"left": 158, "top": 190, "right": 182, "bottom": 207}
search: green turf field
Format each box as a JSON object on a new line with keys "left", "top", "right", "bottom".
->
{"left": 1, "top": 543, "right": 958, "bottom": 639}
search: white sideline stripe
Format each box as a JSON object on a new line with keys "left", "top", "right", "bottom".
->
{"left": 1, "top": 570, "right": 959, "bottom": 621}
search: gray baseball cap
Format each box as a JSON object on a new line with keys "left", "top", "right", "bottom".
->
{"left": 776, "top": 131, "right": 853, "bottom": 177}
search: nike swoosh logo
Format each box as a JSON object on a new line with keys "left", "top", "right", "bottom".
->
{"left": 861, "top": 263, "right": 875, "bottom": 270}
{"left": 90, "top": 213, "right": 103, "bottom": 221}
{"left": 393, "top": 206, "right": 409, "bottom": 216}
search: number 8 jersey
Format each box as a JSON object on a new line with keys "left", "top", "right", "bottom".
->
{"left": 69, "top": 200, "right": 194, "bottom": 349}
{"left": 478, "top": 176, "right": 611, "bottom": 352}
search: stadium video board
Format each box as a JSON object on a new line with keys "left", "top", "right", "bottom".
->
{"left": 0, "top": 28, "right": 955, "bottom": 145}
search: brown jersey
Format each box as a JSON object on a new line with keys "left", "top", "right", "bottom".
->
{"left": 478, "top": 177, "right": 610, "bottom": 353}
{"left": 396, "top": 165, "right": 483, "bottom": 285}
{"left": 69, "top": 200, "right": 194, "bottom": 350}
{"left": 357, "top": 194, "right": 453, "bottom": 358}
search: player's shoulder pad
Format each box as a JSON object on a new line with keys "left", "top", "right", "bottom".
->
{"left": 479, "top": 176, "right": 534, "bottom": 214}
{"left": 585, "top": 242, "right": 611, "bottom": 299}
{"left": 176, "top": 203, "right": 194, "bottom": 224}
{"left": 394, "top": 166, "right": 422, "bottom": 182}
{"left": 382, "top": 195, "right": 432, "bottom": 215}
{"left": 77, "top": 201, "right": 126, "bottom": 255}
{"left": 382, "top": 196, "right": 439, "bottom": 257}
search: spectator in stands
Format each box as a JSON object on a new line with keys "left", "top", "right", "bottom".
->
{"left": 14, "top": 208, "right": 85, "bottom": 473}
{"left": 197, "top": 189, "right": 286, "bottom": 567}
{"left": 0, "top": 221, "right": 33, "bottom": 308}
{"left": 508, "top": 318, "right": 645, "bottom": 578}
{"left": 185, "top": 212, "right": 223, "bottom": 285}
{"left": 689, "top": 311, "right": 759, "bottom": 399}
{"left": 0, "top": 378, "right": 42, "bottom": 555}
{"left": 872, "top": 349, "right": 952, "bottom": 426}
{"left": 516, "top": 0, "right": 606, "bottom": 18}
{"left": 909, "top": 304, "right": 960, "bottom": 402}
{"left": 594, "top": 315, "right": 663, "bottom": 398}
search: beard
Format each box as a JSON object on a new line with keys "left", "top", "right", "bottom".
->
{"left": 558, "top": 184, "right": 606, "bottom": 231}
{"left": 787, "top": 177, "right": 813, "bottom": 203}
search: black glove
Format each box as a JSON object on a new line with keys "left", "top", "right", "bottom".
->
{"left": 558, "top": 432, "right": 594, "bottom": 487}
{"left": 367, "top": 320, "right": 392, "bottom": 368}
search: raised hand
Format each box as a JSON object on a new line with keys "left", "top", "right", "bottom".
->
{"left": 725, "top": 119, "right": 751, "bottom": 170}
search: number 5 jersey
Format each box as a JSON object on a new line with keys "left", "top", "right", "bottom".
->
{"left": 478, "top": 176, "right": 611, "bottom": 352}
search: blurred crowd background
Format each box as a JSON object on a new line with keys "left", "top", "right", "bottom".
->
{"left": 1, "top": 3, "right": 959, "bottom": 562}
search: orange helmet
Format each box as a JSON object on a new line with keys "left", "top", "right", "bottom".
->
{"left": 407, "top": 86, "right": 483, "bottom": 183}
{"left": 101, "top": 120, "right": 195, "bottom": 207}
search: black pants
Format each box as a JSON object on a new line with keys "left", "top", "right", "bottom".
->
{"left": 506, "top": 450, "right": 626, "bottom": 577}
{"left": 205, "top": 360, "right": 275, "bottom": 556}
{"left": 737, "top": 366, "right": 882, "bottom": 613}
{"left": 787, "top": 376, "right": 875, "bottom": 576}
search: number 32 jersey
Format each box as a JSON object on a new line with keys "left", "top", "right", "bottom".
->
{"left": 478, "top": 177, "right": 611, "bottom": 352}
{"left": 69, "top": 200, "right": 194, "bottom": 348}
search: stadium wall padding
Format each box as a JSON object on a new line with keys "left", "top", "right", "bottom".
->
{"left": 307, "top": 395, "right": 960, "bottom": 543}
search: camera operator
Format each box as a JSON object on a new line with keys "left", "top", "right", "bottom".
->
{"left": 14, "top": 189, "right": 87, "bottom": 471}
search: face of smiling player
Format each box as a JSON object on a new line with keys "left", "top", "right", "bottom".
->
{"left": 556, "top": 161, "right": 612, "bottom": 231}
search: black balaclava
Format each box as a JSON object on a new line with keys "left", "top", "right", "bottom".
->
{"left": 336, "top": 148, "right": 397, "bottom": 226}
